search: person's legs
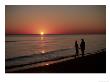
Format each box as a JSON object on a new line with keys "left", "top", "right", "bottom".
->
{"left": 75, "top": 51, "right": 77, "bottom": 59}
{"left": 83, "top": 50, "right": 85, "bottom": 55}
{"left": 81, "top": 49, "right": 84, "bottom": 56}
{"left": 82, "top": 50, "right": 85, "bottom": 56}
{"left": 76, "top": 49, "right": 79, "bottom": 56}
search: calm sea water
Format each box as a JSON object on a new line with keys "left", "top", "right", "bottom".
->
{"left": 5, "top": 34, "right": 106, "bottom": 71}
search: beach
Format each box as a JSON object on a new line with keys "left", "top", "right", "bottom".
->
{"left": 6, "top": 49, "right": 106, "bottom": 73}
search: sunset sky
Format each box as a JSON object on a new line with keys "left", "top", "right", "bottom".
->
{"left": 5, "top": 5, "right": 106, "bottom": 34}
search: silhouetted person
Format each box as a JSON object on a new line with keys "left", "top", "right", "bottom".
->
{"left": 75, "top": 40, "right": 79, "bottom": 58}
{"left": 80, "top": 39, "right": 85, "bottom": 56}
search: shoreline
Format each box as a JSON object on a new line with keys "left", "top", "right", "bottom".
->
{"left": 6, "top": 49, "right": 106, "bottom": 73}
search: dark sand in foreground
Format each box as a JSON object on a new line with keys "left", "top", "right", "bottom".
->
{"left": 6, "top": 50, "right": 106, "bottom": 73}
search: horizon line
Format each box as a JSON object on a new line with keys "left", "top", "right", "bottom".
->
{"left": 5, "top": 33, "right": 106, "bottom": 35}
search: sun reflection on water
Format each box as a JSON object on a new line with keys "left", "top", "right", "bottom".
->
{"left": 40, "top": 35, "right": 46, "bottom": 54}
{"left": 41, "top": 50, "right": 45, "bottom": 53}
{"left": 45, "top": 63, "right": 49, "bottom": 66}
{"left": 40, "top": 36, "right": 44, "bottom": 40}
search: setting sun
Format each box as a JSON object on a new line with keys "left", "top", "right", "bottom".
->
{"left": 41, "top": 32, "right": 44, "bottom": 35}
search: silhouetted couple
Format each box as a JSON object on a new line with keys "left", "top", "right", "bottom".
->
{"left": 75, "top": 39, "right": 85, "bottom": 57}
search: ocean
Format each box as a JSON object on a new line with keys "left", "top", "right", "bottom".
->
{"left": 5, "top": 34, "right": 106, "bottom": 72}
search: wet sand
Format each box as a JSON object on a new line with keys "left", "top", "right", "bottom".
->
{"left": 8, "top": 49, "right": 106, "bottom": 73}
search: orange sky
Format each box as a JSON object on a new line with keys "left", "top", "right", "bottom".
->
{"left": 5, "top": 5, "right": 106, "bottom": 34}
